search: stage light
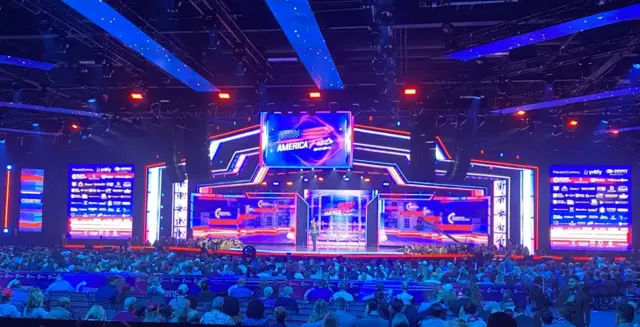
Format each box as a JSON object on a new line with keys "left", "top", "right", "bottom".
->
{"left": 130, "top": 92, "right": 144, "bottom": 100}
{"left": 480, "top": 149, "right": 485, "bottom": 154}
{"left": 32, "top": 122, "right": 39, "bottom": 127}
{"left": 71, "top": 124, "right": 79, "bottom": 130}
{"left": 396, "top": 121, "right": 401, "bottom": 126}
{"left": 568, "top": 119, "right": 579, "bottom": 127}
{"left": 2, "top": 229, "right": 7, "bottom": 233}
{"left": 318, "top": 177, "right": 324, "bottom": 182}
{"left": 303, "top": 178, "right": 309, "bottom": 182}
{"left": 633, "top": 63, "right": 640, "bottom": 70}
{"left": 261, "top": 182, "right": 267, "bottom": 186}
{"left": 343, "top": 176, "right": 350, "bottom": 182}
{"left": 218, "top": 92, "right": 231, "bottom": 100}
{"left": 309, "top": 92, "right": 321, "bottom": 99}
{"left": 286, "top": 181, "right": 293, "bottom": 186}
{"left": 403, "top": 88, "right": 417, "bottom": 96}
{"left": 382, "top": 182, "right": 390, "bottom": 187}
{"left": 516, "top": 110, "right": 526, "bottom": 117}
{"left": 272, "top": 181, "right": 280, "bottom": 186}
{"left": 611, "top": 129, "right": 620, "bottom": 135}
{"left": 6, "top": 165, "right": 12, "bottom": 170}
{"left": 364, "top": 178, "right": 371, "bottom": 183}
{"left": 516, "top": 155, "right": 521, "bottom": 160}
{"left": 368, "top": 116, "right": 373, "bottom": 122}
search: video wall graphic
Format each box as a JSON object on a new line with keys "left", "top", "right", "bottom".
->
{"left": 380, "top": 195, "right": 490, "bottom": 246}
{"left": 67, "top": 164, "right": 134, "bottom": 239}
{"left": 18, "top": 169, "right": 44, "bottom": 232}
{"left": 260, "top": 112, "right": 353, "bottom": 168}
{"left": 306, "top": 189, "right": 374, "bottom": 245}
{"left": 191, "top": 193, "right": 295, "bottom": 244}
{"left": 549, "top": 166, "right": 631, "bottom": 251}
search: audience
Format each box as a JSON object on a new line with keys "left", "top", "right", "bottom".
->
{"left": 322, "top": 312, "right": 339, "bottom": 327}
{"left": 84, "top": 305, "right": 106, "bottom": 321}
{"left": 487, "top": 312, "right": 516, "bottom": 327}
{"left": 112, "top": 297, "right": 138, "bottom": 322}
{"left": 46, "top": 275, "right": 76, "bottom": 293}
{"left": 46, "top": 297, "right": 73, "bottom": 320}
{"left": 200, "top": 296, "right": 235, "bottom": 325}
{"left": 271, "top": 306, "right": 288, "bottom": 327}
{"left": 0, "top": 288, "right": 20, "bottom": 318}
{"left": 244, "top": 299, "right": 268, "bottom": 326}
{"left": 334, "top": 297, "right": 357, "bottom": 327}
{"left": 23, "top": 288, "right": 47, "bottom": 318}
{"left": 197, "top": 280, "right": 215, "bottom": 303}
{"left": 361, "top": 300, "right": 388, "bottom": 327}
{"left": 144, "top": 304, "right": 162, "bottom": 323}
{"left": 229, "top": 278, "right": 253, "bottom": 299}
{"left": 275, "top": 286, "right": 299, "bottom": 314}
{"left": 303, "top": 300, "right": 329, "bottom": 327}
{"left": 615, "top": 303, "right": 635, "bottom": 327}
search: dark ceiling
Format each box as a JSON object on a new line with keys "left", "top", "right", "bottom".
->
{"left": 0, "top": 0, "right": 640, "bottom": 155}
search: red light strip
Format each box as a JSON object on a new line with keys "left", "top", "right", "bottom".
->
{"left": 209, "top": 125, "right": 260, "bottom": 140}
{"left": 435, "top": 136, "right": 452, "bottom": 160}
{"left": 354, "top": 124, "right": 411, "bottom": 135}
{"left": 3, "top": 170, "right": 10, "bottom": 229}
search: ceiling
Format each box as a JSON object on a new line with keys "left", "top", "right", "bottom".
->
{"left": 0, "top": 0, "right": 639, "bottom": 154}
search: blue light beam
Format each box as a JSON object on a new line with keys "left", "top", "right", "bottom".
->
{"left": 265, "top": 0, "right": 344, "bottom": 90}
{"left": 449, "top": 4, "right": 640, "bottom": 61}
{"left": 492, "top": 86, "right": 640, "bottom": 114}
{"left": 0, "top": 55, "right": 56, "bottom": 71}
{"left": 60, "top": 0, "right": 218, "bottom": 92}
{"left": 0, "top": 101, "right": 103, "bottom": 118}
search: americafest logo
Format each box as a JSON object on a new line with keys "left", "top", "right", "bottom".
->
{"left": 323, "top": 202, "right": 356, "bottom": 216}
{"left": 276, "top": 127, "right": 335, "bottom": 153}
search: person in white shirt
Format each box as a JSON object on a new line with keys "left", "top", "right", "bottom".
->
{"left": 332, "top": 282, "right": 354, "bottom": 302}
{"left": 396, "top": 281, "right": 413, "bottom": 305}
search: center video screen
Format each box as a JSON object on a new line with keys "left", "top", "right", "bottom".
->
{"left": 380, "top": 195, "right": 490, "bottom": 247}
{"left": 191, "top": 193, "right": 296, "bottom": 244}
{"left": 306, "top": 189, "right": 374, "bottom": 246}
{"left": 549, "top": 166, "right": 631, "bottom": 251}
{"left": 260, "top": 112, "right": 353, "bottom": 168}
{"left": 67, "top": 164, "right": 134, "bottom": 239}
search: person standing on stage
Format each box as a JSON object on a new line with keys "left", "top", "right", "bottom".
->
{"left": 310, "top": 220, "right": 319, "bottom": 251}
{"left": 557, "top": 275, "right": 590, "bottom": 327}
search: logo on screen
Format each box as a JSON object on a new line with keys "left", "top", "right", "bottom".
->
{"left": 276, "top": 127, "right": 334, "bottom": 153}
{"left": 214, "top": 208, "right": 233, "bottom": 219}
{"left": 323, "top": 202, "right": 356, "bottom": 216}
{"left": 447, "top": 212, "right": 471, "bottom": 224}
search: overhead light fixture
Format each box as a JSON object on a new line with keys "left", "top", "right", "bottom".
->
{"left": 309, "top": 92, "right": 321, "bottom": 99}
{"left": 403, "top": 88, "right": 417, "bottom": 96}
{"left": 129, "top": 92, "right": 144, "bottom": 101}
{"left": 60, "top": 0, "right": 218, "bottom": 92}
{"left": 218, "top": 92, "right": 231, "bottom": 100}
{"left": 449, "top": 4, "right": 640, "bottom": 61}
{"left": 265, "top": 0, "right": 344, "bottom": 90}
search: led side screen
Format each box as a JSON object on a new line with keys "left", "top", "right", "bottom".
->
{"left": 18, "top": 169, "right": 44, "bottom": 232}
{"left": 549, "top": 166, "right": 631, "bottom": 251}
{"left": 264, "top": 0, "right": 344, "bottom": 90}
{"left": 68, "top": 164, "right": 134, "bottom": 239}
{"left": 260, "top": 112, "right": 353, "bottom": 168}
{"left": 60, "top": 0, "right": 218, "bottom": 92}
{"left": 450, "top": 4, "right": 640, "bottom": 61}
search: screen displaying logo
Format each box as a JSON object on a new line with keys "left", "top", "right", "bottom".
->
{"left": 18, "top": 169, "right": 45, "bottom": 232}
{"left": 260, "top": 112, "right": 353, "bottom": 168}
{"left": 549, "top": 165, "right": 631, "bottom": 251}
{"left": 67, "top": 164, "right": 134, "bottom": 239}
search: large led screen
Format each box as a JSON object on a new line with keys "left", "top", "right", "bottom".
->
{"left": 549, "top": 166, "right": 631, "bottom": 251}
{"left": 18, "top": 169, "right": 44, "bottom": 232}
{"left": 191, "top": 193, "right": 295, "bottom": 244}
{"left": 306, "top": 189, "right": 374, "bottom": 246}
{"left": 260, "top": 112, "right": 353, "bottom": 168}
{"left": 68, "top": 164, "right": 134, "bottom": 239}
{"left": 380, "top": 195, "right": 489, "bottom": 246}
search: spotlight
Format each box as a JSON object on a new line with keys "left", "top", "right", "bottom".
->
{"left": 303, "top": 178, "right": 309, "bottom": 182}
{"left": 261, "top": 182, "right": 267, "bottom": 186}
{"left": 6, "top": 165, "right": 12, "bottom": 170}
{"left": 32, "top": 122, "right": 39, "bottom": 127}
{"left": 286, "top": 181, "right": 293, "bottom": 186}
{"left": 318, "top": 177, "right": 324, "bottom": 182}
{"left": 71, "top": 123, "right": 80, "bottom": 130}
{"left": 364, "top": 178, "right": 371, "bottom": 183}
{"left": 611, "top": 129, "right": 620, "bottom": 135}
{"left": 218, "top": 92, "right": 231, "bottom": 100}
{"left": 515, "top": 110, "right": 526, "bottom": 117}
{"left": 567, "top": 119, "right": 578, "bottom": 128}
{"left": 129, "top": 92, "right": 144, "bottom": 100}
{"left": 633, "top": 63, "right": 640, "bottom": 70}
{"left": 382, "top": 182, "right": 390, "bottom": 187}
{"left": 403, "top": 88, "right": 417, "bottom": 96}
{"left": 343, "top": 176, "right": 350, "bottom": 182}
{"left": 272, "top": 181, "right": 280, "bottom": 186}
{"left": 309, "top": 92, "right": 321, "bottom": 99}
{"left": 2, "top": 229, "right": 7, "bottom": 234}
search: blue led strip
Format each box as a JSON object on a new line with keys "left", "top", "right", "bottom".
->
{"left": 492, "top": 87, "right": 640, "bottom": 114}
{"left": 450, "top": 4, "right": 640, "bottom": 61}
{"left": 265, "top": 0, "right": 344, "bottom": 90}
{"left": 60, "top": 0, "right": 218, "bottom": 92}
{"left": 0, "top": 101, "right": 103, "bottom": 118}
{"left": 0, "top": 127, "right": 61, "bottom": 136}
{"left": 0, "top": 55, "right": 56, "bottom": 71}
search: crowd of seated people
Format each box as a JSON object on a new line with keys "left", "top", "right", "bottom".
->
{"left": 0, "top": 243, "right": 638, "bottom": 327}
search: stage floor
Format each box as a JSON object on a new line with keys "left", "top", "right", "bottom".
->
{"left": 218, "top": 244, "right": 458, "bottom": 259}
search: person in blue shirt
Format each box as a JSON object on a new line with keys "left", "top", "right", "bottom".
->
{"left": 0, "top": 288, "right": 21, "bottom": 318}
{"left": 305, "top": 279, "right": 334, "bottom": 301}
{"left": 45, "top": 275, "right": 75, "bottom": 294}
{"left": 6, "top": 280, "right": 27, "bottom": 313}
{"left": 95, "top": 276, "right": 119, "bottom": 304}
{"left": 228, "top": 278, "right": 253, "bottom": 299}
